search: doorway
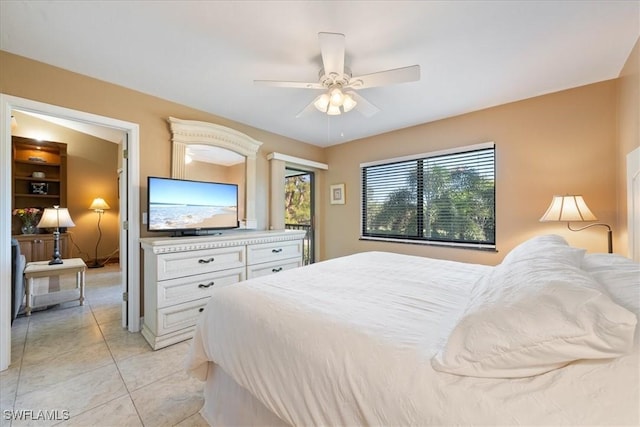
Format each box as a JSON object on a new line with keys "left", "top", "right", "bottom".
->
{"left": 285, "top": 168, "right": 315, "bottom": 265}
{"left": 1, "top": 94, "right": 141, "bottom": 371}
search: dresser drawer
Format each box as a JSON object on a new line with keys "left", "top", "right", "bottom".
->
{"left": 247, "top": 257, "right": 302, "bottom": 279}
{"left": 157, "top": 298, "right": 209, "bottom": 336}
{"left": 156, "top": 246, "right": 245, "bottom": 280}
{"left": 157, "top": 267, "right": 245, "bottom": 308}
{"left": 247, "top": 240, "right": 303, "bottom": 265}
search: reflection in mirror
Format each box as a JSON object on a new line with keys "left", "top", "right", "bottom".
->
{"left": 168, "top": 117, "right": 262, "bottom": 229}
{"left": 182, "top": 145, "right": 246, "bottom": 222}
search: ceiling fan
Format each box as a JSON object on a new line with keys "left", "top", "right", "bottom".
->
{"left": 254, "top": 32, "right": 420, "bottom": 118}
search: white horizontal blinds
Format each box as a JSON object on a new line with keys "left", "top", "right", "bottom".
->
{"left": 362, "top": 159, "right": 419, "bottom": 238}
{"left": 362, "top": 145, "right": 495, "bottom": 247}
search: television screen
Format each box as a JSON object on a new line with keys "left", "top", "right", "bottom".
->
{"left": 148, "top": 176, "right": 239, "bottom": 233}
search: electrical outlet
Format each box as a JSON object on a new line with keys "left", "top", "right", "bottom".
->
{"left": 142, "top": 212, "right": 147, "bottom": 224}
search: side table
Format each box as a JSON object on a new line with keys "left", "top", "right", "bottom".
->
{"left": 23, "top": 258, "right": 86, "bottom": 315}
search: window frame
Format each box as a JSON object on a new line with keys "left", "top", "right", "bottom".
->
{"left": 360, "top": 142, "right": 496, "bottom": 250}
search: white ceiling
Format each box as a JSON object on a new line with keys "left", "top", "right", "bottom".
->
{"left": 1, "top": 1, "right": 638, "bottom": 147}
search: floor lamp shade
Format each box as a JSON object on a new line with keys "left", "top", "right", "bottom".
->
{"left": 540, "top": 195, "right": 612, "bottom": 253}
{"left": 89, "top": 197, "right": 111, "bottom": 268}
{"left": 37, "top": 206, "right": 75, "bottom": 265}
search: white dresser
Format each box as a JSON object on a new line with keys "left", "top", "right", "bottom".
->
{"left": 140, "top": 229, "right": 306, "bottom": 350}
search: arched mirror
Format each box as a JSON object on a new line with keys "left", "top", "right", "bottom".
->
{"left": 168, "top": 117, "right": 262, "bottom": 229}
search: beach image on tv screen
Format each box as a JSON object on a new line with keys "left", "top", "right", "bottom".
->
{"left": 149, "top": 179, "right": 238, "bottom": 230}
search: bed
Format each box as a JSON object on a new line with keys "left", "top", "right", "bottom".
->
{"left": 185, "top": 234, "right": 639, "bottom": 426}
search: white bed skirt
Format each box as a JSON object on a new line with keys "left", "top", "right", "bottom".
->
{"left": 202, "top": 362, "right": 289, "bottom": 427}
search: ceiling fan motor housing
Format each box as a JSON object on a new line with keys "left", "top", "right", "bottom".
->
{"left": 318, "top": 67, "right": 352, "bottom": 89}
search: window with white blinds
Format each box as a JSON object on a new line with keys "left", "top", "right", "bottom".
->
{"left": 361, "top": 143, "right": 495, "bottom": 249}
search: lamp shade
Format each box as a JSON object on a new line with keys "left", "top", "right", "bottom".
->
{"left": 89, "top": 197, "right": 111, "bottom": 212}
{"left": 540, "top": 195, "right": 598, "bottom": 222}
{"left": 37, "top": 207, "right": 76, "bottom": 229}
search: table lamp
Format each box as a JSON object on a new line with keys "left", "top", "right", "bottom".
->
{"left": 540, "top": 195, "right": 612, "bottom": 253}
{"left": 37, "top": 205, "right": 76, "bottom": 264}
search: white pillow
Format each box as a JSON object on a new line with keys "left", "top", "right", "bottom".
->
{"left": 582, "top": 253, "right": 640, "bottom": 315}
{"left": 501, "top": 234, "right": 585, "bottom": 267}
{"left": 431, "top": 256, "right": 637, "bottom": 378}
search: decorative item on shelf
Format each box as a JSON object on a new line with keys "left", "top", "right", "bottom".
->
{"left": 37, "top": 206, "right": 76, "bottom": 265}
{"left": 29, "top": 182, "right": 48, "bottom": 195}
{"left": 31, "top": 171, "right": 45, "bottom": 178}
{"left": 89, "top": 197, "right": 111, "bottom": 268}
{"left": 540, "top": 194, "right": 613, "bottom": 253}
{"left": 330, "top": 183, "right": 346, "bottom": 205}
{"left": 12, "top": 207, "right": 41, "bottom": 234}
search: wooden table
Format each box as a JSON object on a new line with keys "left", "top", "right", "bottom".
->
{"left": 23, "top": 258, "right": 86, "bottom": 315}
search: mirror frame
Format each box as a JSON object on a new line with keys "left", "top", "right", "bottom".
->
{"left": 168, "top": 117, "right": 262, "bottom": 229}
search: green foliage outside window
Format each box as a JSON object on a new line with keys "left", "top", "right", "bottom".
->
{"left": 362, "top": 146, "right": 495, "bottom": 247}
{"left": 285, "top": 175, "right": 311, "bottom": 225}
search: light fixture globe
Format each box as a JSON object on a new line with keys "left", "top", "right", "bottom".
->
{"left": 313, "top": 85, "right": 358, "bottom": 116}
{"left": 326, "top": 104, "right": 341, "bottom": 115}
{"left": 342, "top": 93, "right": 357, "bottom": 112}
{"left": 329, "top": 87, "right": 344, "bottom": 106}
{"left": 313, "top": 93, "right": 330, "bottom": 112}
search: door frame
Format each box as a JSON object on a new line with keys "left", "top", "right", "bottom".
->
{"left": 0, "top": 94, "right": 141, "bottom": 371}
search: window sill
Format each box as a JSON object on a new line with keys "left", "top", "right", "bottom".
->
{"left": 359, "top": 236, "right": 497, "bottom": 252}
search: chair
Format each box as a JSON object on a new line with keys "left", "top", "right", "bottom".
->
{"left": 11, "top": 239, "right": 26, "bottom": 324}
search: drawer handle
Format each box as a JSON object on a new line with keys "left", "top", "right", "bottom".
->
{"left": 198, "top": 257, "right": 215, "bottom": 264}
{"left": 198, "top": 282, "right": 215, "bottom": 289}
{"left": 198, "top": 308, "right": 205, "bottom": 313}
{"left": 271, "top": 248, "right": 283, "bottom": 253}
{"left": 272, "top": 267, "right": 283, "bottom": 273}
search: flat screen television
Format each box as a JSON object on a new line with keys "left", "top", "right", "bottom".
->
{"left": 147, "top": 176, "right": 239, "bottom": 235}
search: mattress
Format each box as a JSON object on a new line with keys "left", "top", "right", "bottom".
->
{"left": 186, "top": 250, "right": 639, "bottom": 426}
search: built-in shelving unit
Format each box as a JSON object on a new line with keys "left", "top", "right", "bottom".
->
{"left": 12, "top": 136, "right": 68, "bottom": 258}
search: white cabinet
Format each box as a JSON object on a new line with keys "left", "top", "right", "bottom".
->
{"left": 246, "top": 240, "right": 304, "bottom": 278}
{"left": 140, "top": 230, "right": 306, "bottom": 350}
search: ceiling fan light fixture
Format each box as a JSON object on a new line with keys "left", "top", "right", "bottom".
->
{"left": 313, "top": 93, "right": 330, "bottom": 112}
{"left": 329, "top": 87, "right": 344, "bottom": 106}
{"left": 342, "top": 93, "right": 357, "bottom": 112}
{"left": 327, "top": 104, "right": 341, "bottom": 115}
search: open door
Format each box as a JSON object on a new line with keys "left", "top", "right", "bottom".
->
{"left": 285, "top": 168, "right": 314, "bottom": 265}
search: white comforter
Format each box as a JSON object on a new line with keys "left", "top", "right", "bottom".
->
{"left": 186, "top": 251, "right": 639, "bottom": 426}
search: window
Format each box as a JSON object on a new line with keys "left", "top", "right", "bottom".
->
{"left": 361, "top": 143, "right": 495, "bottom": 249}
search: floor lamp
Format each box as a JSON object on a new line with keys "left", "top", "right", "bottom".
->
{"left": 89, "top": 197, "right": 111, "bottom": 268}
{"left": 540, "top": 195, "right": 613, "bottom": 253}
{"left": 37, "top": 206, "right": 76, "bottom": 265}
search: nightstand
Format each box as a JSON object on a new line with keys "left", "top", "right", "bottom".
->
{"left": 23, "top": 258, "right": 86, "bottom": 315}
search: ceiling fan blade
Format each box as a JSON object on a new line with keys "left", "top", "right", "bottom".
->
{"left": 295, "top": 96, "right": 321, "bottom": 118}
{"left": 318, "top": 32, "right": 345, "bottom": 76}
{"left": 349, "top": 65, "right": 420, "bottom": 89}
{"left": 254, "top": 80, "right": 324, "bottom": 89}
{"left": 347, "top": 91, "right": 380, "bottom": 118}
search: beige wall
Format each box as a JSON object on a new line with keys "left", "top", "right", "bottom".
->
{"left": 0, "top": 51, "right": 327, "bottom": 236}
{"left": 616, "top": 37, "right": 640, "bottom": 256}
{"left": 323, "top": 81, "right": 618, "bottom": 265}
{"left": 1, "top": 47, "right": 634, "bottom": 273}
{"left": 10, "top": 111, "right": 120, "bottom": 263}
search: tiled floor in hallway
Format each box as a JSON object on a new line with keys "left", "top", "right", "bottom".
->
{"left": 1, "top": 264, "right": 208, "bottom": 427}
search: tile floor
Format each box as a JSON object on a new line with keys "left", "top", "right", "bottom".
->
{"left": 1, "top": 264, "right": 208, "bottom": 427}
